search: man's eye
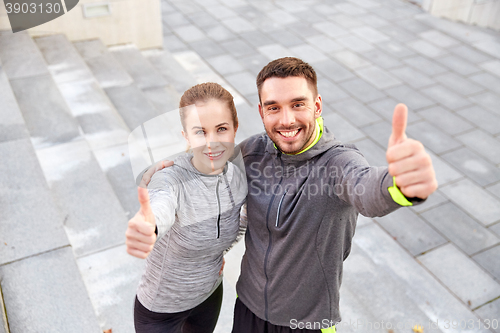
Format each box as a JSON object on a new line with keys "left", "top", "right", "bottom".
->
{"left": 293, "top": 103, "right": 304, "bottom": 108}
{"left": 268, "top": 106, "right": 278, "bottom": 111}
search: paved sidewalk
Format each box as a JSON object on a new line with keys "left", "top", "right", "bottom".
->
{"left": 157, "top": 0, "right": 500, "bottom": 331}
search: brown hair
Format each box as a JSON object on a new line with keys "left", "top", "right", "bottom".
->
{"left": 179, "top": 82, "right": 238, "bottom": 130}
{"left": 256, "top": 57, "right": 318, "bottom": 103}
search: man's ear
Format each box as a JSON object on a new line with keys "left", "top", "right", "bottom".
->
{"left": 258, "top": 103, "right": 264, "bottom": 120}
{"left": 314, "top": 94, "right": 323, "bottom": 119}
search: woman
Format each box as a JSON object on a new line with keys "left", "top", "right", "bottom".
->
{"left": 126, "top": 83, "right": 247, "bottom": 333}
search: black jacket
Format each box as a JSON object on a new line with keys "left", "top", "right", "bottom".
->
{"left": 236, "top": 126, "right": 403, "bottom": 327}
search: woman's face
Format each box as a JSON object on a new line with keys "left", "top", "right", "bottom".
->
{"left": 182, "top": 99, "right": 237, "bottom": 175}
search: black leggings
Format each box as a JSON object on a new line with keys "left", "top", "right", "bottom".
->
{"left": 134, "top": 283, "right": 223, "bottom": 333}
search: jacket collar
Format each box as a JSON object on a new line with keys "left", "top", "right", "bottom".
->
{"left": 265, "top": 125, "right": 341, "bottom": 163}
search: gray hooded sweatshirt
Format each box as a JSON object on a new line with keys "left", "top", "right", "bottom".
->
{"left": 236, "top": 126, "right": 413, "bottom": 327}
{"left": 136, "top": 152, "right": 247, "bottom": 313}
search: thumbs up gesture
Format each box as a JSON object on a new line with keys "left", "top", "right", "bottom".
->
{"left": 386, "top": 104, "right": 438, "bottom": 200}
{"left": 126, "top": 187, "right": 157, "bottom": 259}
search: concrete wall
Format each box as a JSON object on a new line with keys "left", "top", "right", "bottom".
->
{"left": 0, "top": 0, "right": 162, "bottom": 49}
{"left": 422, "top": 0, "right": 500, "bottom": 30}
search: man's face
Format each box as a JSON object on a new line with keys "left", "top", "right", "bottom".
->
{"left": 259, "top": 76, "right": 322, "bottom": 155}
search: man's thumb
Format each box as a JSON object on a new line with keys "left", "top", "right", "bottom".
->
{"left": 389, "top": 103, "right": 408, "bottom": 147}
{"left": 137, "top": 187, "right": 155, "bottom": 225}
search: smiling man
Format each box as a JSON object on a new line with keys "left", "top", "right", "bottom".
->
{"left": 259, "top": 75, "right": 321, "bottom": 155}
{"left": 230, "top": 57, "right": 437, "bottom": 333}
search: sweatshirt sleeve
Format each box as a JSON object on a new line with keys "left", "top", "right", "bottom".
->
{"left": 147, "top": 169, "right": 179, "bottom": 239}
{"left": 224, "top": 202, "right": 248, "bottom": 255}
{"left": 332, "top": 147, "right": 406, "bottom": 217}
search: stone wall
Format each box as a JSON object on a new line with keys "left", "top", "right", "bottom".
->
{"left": 0, "top": 0, "right": 162, "bottom": 49}
{"left": 422, "top": 0, "right": 500, "bottom": 31}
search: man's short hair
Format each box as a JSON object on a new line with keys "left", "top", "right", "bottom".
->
{"left": 256, "top": 57, "right": 318, "bottom": 103}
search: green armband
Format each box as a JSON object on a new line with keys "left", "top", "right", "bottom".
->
{"left": 388, "top": 176, "right": 413, "bottom": 206}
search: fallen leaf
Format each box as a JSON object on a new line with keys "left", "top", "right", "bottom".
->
{"left": 468, "top": 300, "right": 472, "bottom": 306}
{"left": 413, "top": 325, "right": 423, "bottom": 333}
{"left": 388, "top": 330, "right": 394, "bottom": 333}
{"left": 103, "top": 329, "right": 112, "bottom": 333}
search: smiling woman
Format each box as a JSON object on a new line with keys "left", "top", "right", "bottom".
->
{"left": 126, "top": 82, "right": 248, "bottom": 333}
{"left": 180, "top": 99, "right": 237, "bottom": 175}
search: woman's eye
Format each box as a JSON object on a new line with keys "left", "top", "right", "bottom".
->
{"left": 195, "top": 130, "right": 205, "bottom": 135}
{"left": 218, "top": 127, "right": 227, "bottom": 132}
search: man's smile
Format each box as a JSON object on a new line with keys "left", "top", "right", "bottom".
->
{"left": 277, "top": 128, "right": 301, "bottom": 139}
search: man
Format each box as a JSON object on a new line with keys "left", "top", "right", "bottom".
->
{"left": 127, "top": 57, "right": 437, "bottom": 333}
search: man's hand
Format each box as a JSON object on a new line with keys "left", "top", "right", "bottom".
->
{"left": 139, "top": 160, "right": 174, "bottom": 188}
{"left": 386, "top": 104, "right": 437, "bottom": 200}
{"left": 126, "top": 187, "right": 157, "bottom": 259}
{"left": 219, "top": 258, "right": 225, "bottom": 275}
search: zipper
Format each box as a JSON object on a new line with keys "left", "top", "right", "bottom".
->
{"left": 216, "top": 175, "right": 221, "bottom": 238}
{"left": 275, "top": 189, "right": 288, "bottom": 227}
{"left": 263, "top": 153, "right": 284, "bottom": 321}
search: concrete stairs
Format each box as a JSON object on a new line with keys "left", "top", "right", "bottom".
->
{"left": 0, "top": 30, "right": 249, "bottom": 332}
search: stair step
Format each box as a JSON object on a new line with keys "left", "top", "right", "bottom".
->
{"left": 171, "top": 50, "right": 247, "bottom": 106}
{"left": 93, "top": 144, "right": 140, "bottom": 220}
{"left": 109, "top": 45, "right": 168, "bottom": 90}
{"left": 34, "top": 34, "right": 94, "bottom": 84}
{"left": 104, "top": 83, "right": 162, "bottom": 131}
{"left": 0, "top": 138, "right": 69, "bottom": 266}
{"left": 35, "top": 140, "right": 129, "bottom": 258}
{"left": 0, "top": 31, "right": 48, "bottom": 80}
{"left": 74, "top": 39, "right": 133, "bottom": 89}
{"left": 9, "top": 74, "right": 82, "bottom": 150}
{"left": 0, "top": 247, "right": 101, "bottom": 333}
{"left": 142, "top": 48, "right": 197, "bottom": 94}
{"left": 0, "top": 64, "right": 29, "bottom": 143}
{"left": 145, "top": 49, "right": 262, "bottom": 142}
{"left": 340, "top": 223, "right": 487, "bottom": 327}
{"left": 142, "top": 85, "right": 181, "bottom": 113}
{"left": 77, "top": 245, "right": 145, "bottom": 333}
{"left": 57, "top": 79, "right": 131, "bottom": 151}
{"left": 36, "top": 34, "right": 130, "bottom": 151}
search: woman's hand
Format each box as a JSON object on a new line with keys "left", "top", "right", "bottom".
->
{"left": 126, "top": 187, "right": 157, "bottom": 259}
